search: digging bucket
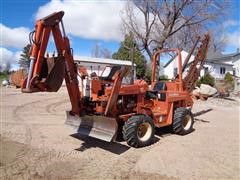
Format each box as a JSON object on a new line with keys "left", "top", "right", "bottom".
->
{"left": 65, "top": 111, "right": 118, "bottom": 142}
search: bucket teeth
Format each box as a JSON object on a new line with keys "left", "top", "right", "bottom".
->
{"left": 65, "top": 111, "right": 118, "bottom": 142}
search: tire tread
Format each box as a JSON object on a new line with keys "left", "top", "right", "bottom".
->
{"left": 172, "top": 107, "right": 193, "bottom": 135}
{"left": 122, "top": 115, "right": 155, "bottom": 148}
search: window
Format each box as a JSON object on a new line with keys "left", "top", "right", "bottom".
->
{"left": 204, "top": 67, "right": 209, "bottom": 75}
{"left": 220, "top": 67, "right": 226, "bottom": 74}
{"left": 233, "top": 69, "right": 236, "bottom": 76}
{"left": 173, "top": 67, "right": 178, "bottom": 77}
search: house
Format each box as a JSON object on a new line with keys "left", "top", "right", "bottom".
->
{"left": 163, "top": 50, "right": 240, "bottom": 81}
{"left": 74, "top": 56, "right": 136, "bottom": 84}
{"left": 232, "top": 53, "right": 240, "bottom": 93}
{"left": 47, "top": 54, "right": 136, "bottom": 90}
{"left": 232, "top": 53, "right": 240, "bottom": 77}
{"left": 163, "top": 51, "right": 195, "bottom": 79}
{"left": 203, "top": 51, "right": 240, "bottom": 80}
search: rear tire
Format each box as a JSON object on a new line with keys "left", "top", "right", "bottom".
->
{"left": 172, "top": 107, "right": 194, "bottom": 135}
{"left": 123, "top": 115, "right": 155, "bottom": 148}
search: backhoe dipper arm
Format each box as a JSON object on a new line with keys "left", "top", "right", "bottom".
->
{"left": 21, "top": 11, "right": 82, "bottom": 115}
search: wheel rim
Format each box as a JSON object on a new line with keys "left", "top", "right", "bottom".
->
{"left": 137, "top": 122, "right": 152, "bottom": 142}
{"left": 183, "top": 114, "right": 192, "bottom": 130}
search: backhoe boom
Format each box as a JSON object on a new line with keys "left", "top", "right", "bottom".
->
{"left": 21, "top": 11, "right": 81, "bottom": 115}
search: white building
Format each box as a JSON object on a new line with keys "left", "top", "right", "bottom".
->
{"left": 232, "top": 53, "right": 240, "bottom": 93}
{"left": 74, "top": 56, "right": 136, "bottom": 84}
{"left": 163, "top": 50, "right": 240, "bottom": 81}
{"left": 232, "top": 56, "right": 240, "bottom": 78}
{"left": 203, "top": 51, "right": 238, "bottom": 80}
{"left": 163, "top": 51, "right": 195, "bottom": 79}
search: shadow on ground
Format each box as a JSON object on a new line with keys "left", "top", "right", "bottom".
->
{"left": 155, "top": 126, "right": 172, "bottom": 138}
{"left": 70, "top": 133, "right": 130, "bottom": 155}
{"left": 71, "top": 132, "right": 160, "bottom": 154}
{"left": 193, "top": 108, "right": 213, "bottom": 123}
{"left": 215, "top": 97, "right": 236, "bottom": 101}
{"left": 70, "top": 108, "right": 214, "bottom": 153}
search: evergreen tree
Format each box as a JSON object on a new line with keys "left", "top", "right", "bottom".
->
{"left": 19, "top": 44, "right": 31, "bottom": 70}
{"left": 112, "top": 34, "right": 146, "bottom": 78}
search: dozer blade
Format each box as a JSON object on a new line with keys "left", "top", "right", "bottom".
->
{"left": 65, "top": 111, "right": 118, "bottom": 142}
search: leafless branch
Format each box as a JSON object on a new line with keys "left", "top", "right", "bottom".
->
{"left": 121, "top": 0, "right": 228, "bottom": 60}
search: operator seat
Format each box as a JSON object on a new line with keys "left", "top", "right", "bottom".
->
{"left": 100, "top": 66, "right": 121, "bottom": 81}
{"left": 153, "top": 81, "right": 167, "bottom": 91}
{"left": 146, "top": 81, "right": 167, "bottom": 101}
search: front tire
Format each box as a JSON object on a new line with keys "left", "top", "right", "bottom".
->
{"left": 123, "top": 115, "right": 155, "bottom": 148}
{"left": 172, "top": 107, "right": 194, "bottom": 135}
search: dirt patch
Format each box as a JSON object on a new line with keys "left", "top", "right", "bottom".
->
{"left": 0, "top": 136, "right": 28, "bottom": 167}
{"left": 0, "top": 87, "right": 239, "bottom": 179}
{"left": 41, "top": 160, "right": 85, "bottom": 179}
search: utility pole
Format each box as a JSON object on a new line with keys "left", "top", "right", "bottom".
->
{"left": 130, "top": 47, "right": 135, "bottom": 84}
{"left": 122, "top": 33, "right": 136, "bottom": 84}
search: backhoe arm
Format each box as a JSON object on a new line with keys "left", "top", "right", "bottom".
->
{"left": 21, "top": 11, "right": 82, "bottom": 115}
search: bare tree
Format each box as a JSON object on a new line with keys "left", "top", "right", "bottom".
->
{"left": 5, "top": 61, "right": 11, "bottom": 73}
{"left": 122, "top": 0, "right": 228, "bottom": 59}
{"left": 207, "top": 23, "right": 227, "bottom": 53}
{"left": 101, "top": 48, "right": 112, "bottom": 58}
{"left": 91, "top": 42, "right": 112, "bottom": 58}
{"left": 91, "top": 42, "right": 101, "bottom": 58}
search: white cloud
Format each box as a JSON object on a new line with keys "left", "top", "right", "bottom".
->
{"left": 223, "top": 20, "right": 238, "bottom": 28}
{"left": 224, "top": 30, "right": 240, "bottom": 49}
{"left": 0, "top": 47, "right": 21, "bottom": 71}
{"left": 0, "top": 24, "right": 30, "bottom": 48}
{"left": 35, "top": 0, "right": 127, "bottom": 41}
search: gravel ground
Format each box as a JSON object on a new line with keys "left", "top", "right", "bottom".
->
{"left": 0, "top": 86, "right": 239, "bottom": 179}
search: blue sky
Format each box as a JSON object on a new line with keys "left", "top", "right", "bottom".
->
{"left": 1, "top": 0, "right": 121, "bottom": 58}
{"left": 0, "top": 0, "right": 239, "bottom": 70}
